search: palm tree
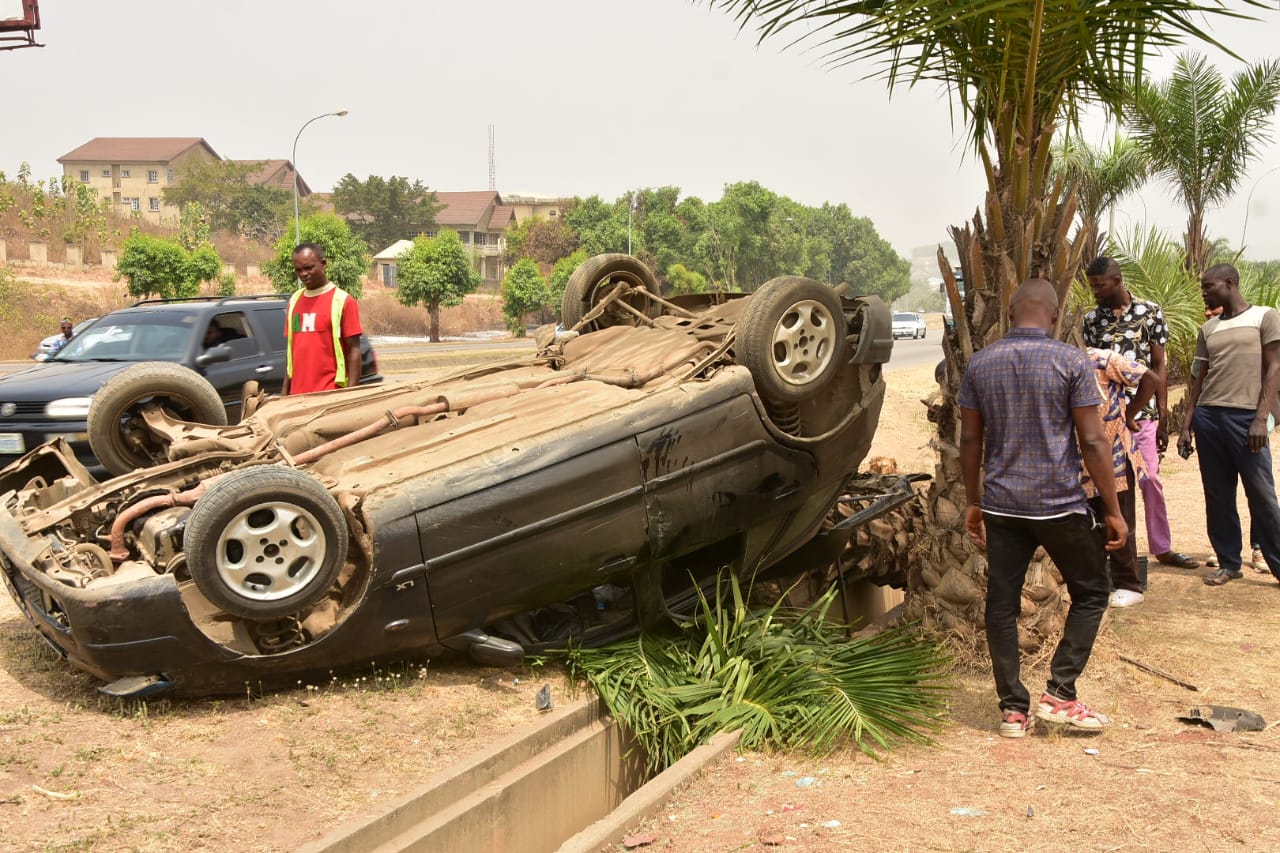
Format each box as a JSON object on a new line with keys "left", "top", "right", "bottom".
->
{"left": 1124, "top": 52, "right": 1280, "bottom": 274}
{"left": 1052, "top": 134, "right": 1150, "bottom": 265}
{"left": 708, "top": 0, "right": 1269, "bottom": 651}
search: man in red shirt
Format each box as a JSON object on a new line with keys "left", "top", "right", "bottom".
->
{"left": 282, "top": 243, "right": 363, "bottom": 395}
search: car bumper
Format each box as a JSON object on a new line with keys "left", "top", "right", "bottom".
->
{"left": 0, "top": 422, "right": 94, "bottom": 470}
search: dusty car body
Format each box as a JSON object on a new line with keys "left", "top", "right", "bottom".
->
{"left": 0, "top": 256, "right": 892, "bottom": 697}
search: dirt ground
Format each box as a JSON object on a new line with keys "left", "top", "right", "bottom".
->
{"left": 618, "top": 365, "right": 1280, "bottom": 852}
{"left": 1, "top": 362, "right": 1279, "bottom": 852}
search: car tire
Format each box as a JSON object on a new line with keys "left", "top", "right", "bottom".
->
{"left": 88, "top": 362, "right": 228, "bottom": 476}
{"left": 736, "top": 276, "right": 844, "bottom": 404}
{"left": 561, "top": 253, "right": 658, "bottom": 331}
{"left": 185, "top": 466, "right": 348, "bottom": 621}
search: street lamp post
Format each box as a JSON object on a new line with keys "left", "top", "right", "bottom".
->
{"left": 627, "top": 192, "right": 637, "bottom": 255}
{"left": 292, "top": 109, "right": 348, "bottom": 246}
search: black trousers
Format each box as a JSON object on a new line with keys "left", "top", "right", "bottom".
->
{"left": 983, "top": 511, "right": 1111, "bottom": 714}
{"left": 1089, "top": 465, "right": 1142, "bottom": 592}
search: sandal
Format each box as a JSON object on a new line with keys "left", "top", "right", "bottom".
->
{"left": 1158, "top": 551, "right": 1200, "bottom": 569}
{"left": 1204, "top": 568, "right": 1243, "bottom": 586}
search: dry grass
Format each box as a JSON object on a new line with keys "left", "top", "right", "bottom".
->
{"left": 359, "top": 291, "right": 504, "bottom": 338}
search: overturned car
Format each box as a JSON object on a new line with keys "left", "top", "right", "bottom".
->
{"left": 0, "top": 255, "right": 893, "bottom": 697}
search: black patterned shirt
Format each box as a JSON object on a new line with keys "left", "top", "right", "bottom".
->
{"left": 1081, "top": 297, "right": 1168, "bottom": 420}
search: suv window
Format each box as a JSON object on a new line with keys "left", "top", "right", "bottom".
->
{"left": 893, "top": 313, "right": 919, "bottom": 322}
{"left": 59, "top": 314, "right": 197, "bottom": 362}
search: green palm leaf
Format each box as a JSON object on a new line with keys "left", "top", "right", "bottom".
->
{"left": 563, "top": 573, "right": 950, "bottom": 774}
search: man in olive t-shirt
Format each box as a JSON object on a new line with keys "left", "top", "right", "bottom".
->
{"left": 1178, "top": 263, "right": 1280, "bottom": 586}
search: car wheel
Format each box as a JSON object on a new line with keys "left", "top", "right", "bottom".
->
{"left": 561, "top": 253, "right": 658, "bottom": 331}
{"left": 88, "top": 362, "right": 228, "bottom": 476}
{"left": 185, "top": 466, "right": 348, "bottom": 621}
{"left": 735, "top": 276, "right": 844, "bottom": 404}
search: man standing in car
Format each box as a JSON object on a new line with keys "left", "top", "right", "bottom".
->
{"left": 1083, "top": 257, "right": 1198, "bottom": 571}
{"left": 282, "top": 243, "right": 362, "bottom": 396}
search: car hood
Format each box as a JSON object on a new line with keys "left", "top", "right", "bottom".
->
{"left": 0, "top": 361, "right": 130, "bottom": 402}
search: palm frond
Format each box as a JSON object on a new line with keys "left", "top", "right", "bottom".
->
{"left": 562, "top": 573, "right": 951, "bottom": 774}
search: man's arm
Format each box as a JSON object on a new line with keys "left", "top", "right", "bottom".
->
{"left": 959, "top": 406, "right": 986, "bottom": 548}
{"left": 1251, "top": 340, "right": 1280, "bottom": 452}
{"left": 342, "top": 336, "right": 362, "bottom": 388}
{"left": 1125, "top": 370, "right": 1158, "bottom": 433}
{"left": 1072, "top": 404, "right": 1128, "bottom": 551}
{"left": 1149, "top": 339, "right": 1170, "bottom": 451}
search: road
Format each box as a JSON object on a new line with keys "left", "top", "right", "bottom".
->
{"left": 883, "top": 333, "right": 943, "bottom": 373}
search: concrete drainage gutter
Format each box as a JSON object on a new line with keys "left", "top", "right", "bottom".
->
{"left": 302, "top": 694, "right": 740, "bottom": 853}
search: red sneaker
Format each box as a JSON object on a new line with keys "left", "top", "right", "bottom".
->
{"left": 999, "top": 710, "right": 1034, "bottom": 738}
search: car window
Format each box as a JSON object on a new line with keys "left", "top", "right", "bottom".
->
{"left": 56, "top": 314, "right": 196, "bottom": 362}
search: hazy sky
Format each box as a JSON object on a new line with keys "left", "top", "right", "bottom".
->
{"left": 6, "top": 1, "right": 1280, "bottom": 261}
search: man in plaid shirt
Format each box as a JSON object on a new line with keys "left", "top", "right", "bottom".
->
{"left": 960, "top": 279, "right": 1126, "bottom": 738}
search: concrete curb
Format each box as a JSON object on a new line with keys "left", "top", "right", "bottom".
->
{"left": 557, "top": 729, "right": 743, "bottom": 852}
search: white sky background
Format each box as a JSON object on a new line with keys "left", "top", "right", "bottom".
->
{"left": 4, "top": 1, "right": 1280, "bottom": 261}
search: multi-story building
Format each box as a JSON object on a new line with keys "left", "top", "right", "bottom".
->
{"left": 411, "top": 191, "right": 516, "bottom": 287}
{"left": 57, "top": 137, "right": 221, "bottom": 221}
{"left": 57, "top": 139, "right": 309, "bottom": 223}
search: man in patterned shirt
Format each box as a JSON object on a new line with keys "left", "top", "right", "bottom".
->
{"left": 960, "top": 279, "right": 1125, "bottom": 738}
{"left": 1083, "top": 348, "right": 1157, "bottom": 607}
{"left": 1083, "top": 257, "right": 1198, "bottom": 570}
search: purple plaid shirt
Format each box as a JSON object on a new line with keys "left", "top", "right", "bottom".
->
{"left": 958, "top": 327, "right": 1101, "bottom": 517}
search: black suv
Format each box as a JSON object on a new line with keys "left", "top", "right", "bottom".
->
{"left": 0, "top": 294, "right": 381, "bottom": 471}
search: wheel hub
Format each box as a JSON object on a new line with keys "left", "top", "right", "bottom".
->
{"left": 214, "top": 502, "right": 326, "bottom": 602}
{"left": 770, "top": 299, "right": 837, "bottom": 385}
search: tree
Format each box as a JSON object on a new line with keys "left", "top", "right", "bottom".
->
{"left": 163, "top": 159, "right": 291, "bottom": 240}
{"left": 811, "top": 203, "right": 911, "bottom": 303}
{"left": 563, "top": 196, "right": 628, "bottom": 256}
{"left": 505, "top": 216, "right": 579, "bottom": 265}
{"left": 501, "top": 259, "right": 552, "bottom": 336}
{"left": 666, "top": 262, "right": 710, "bottom": 295}
{"left": 264, "top": 213, "right": 370, "bottom": 298}
{"left": 115, "top": 232, "right": 222, "bottom": 299}
{"left": 1052, "top": 134, "right": 1149, "bottom": 265}
{"left": 712, "top": 0, "right": 1266, "bottom": 651}
{"left": 1124, "top": 52, "right": 1280, "bottom": 273}
{"left": 548, "top": 249, "right": 589, "bottom": 317}
{"left": 332, "top": 174, "right": 441, "bottom": 253}
{"left": 395, "top": 230, "right": 481, "bottom": 342}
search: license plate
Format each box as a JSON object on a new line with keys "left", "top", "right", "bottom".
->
{"left": 0, "top": 433, "right": 24, "bottom": 454}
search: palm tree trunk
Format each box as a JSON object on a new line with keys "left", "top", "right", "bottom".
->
{"left": 904, "top": 118, "right": 1082, "bottom": 655}
{"left": 1185, "top": 209, "right": 1208, "bottom": 274}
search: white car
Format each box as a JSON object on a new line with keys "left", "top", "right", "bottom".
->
{"left": 34, "top": 318, "right": 97, "bottom": 359}
{"left": 892, "top": 312, "right": 927, "bottom": 340}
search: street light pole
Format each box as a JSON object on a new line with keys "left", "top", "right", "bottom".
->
{"left": 292, "top": 109, "right": 348, "bottom": 246}
{"left": 627, "top": 192, "right": 637, "bottom": 255}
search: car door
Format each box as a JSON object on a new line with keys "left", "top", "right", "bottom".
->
{"left": 412, "top": 437, "right": 650, "bottom": 642}
{"left": 196, "top": 310, "right": 283, "bottom": 418}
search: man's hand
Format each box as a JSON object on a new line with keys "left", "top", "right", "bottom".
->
{"left": 1125, "top": 414, "right": 1141, "bottom": 434}
{"left": 965, "top": 504, "right": 986, "bottom": 549}
{"left": 1103, "top": 511, "right": 1128, "bottom": 552}
{"left": 1156, "top": 418, "right": 1170, "bottom": 453}
{"left": 1249, "top": 418, "right": 1269, "bottom": 453}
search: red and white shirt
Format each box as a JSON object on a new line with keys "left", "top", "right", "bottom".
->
{"left": 286, "top": 284, "right": 362, "bottom": 394}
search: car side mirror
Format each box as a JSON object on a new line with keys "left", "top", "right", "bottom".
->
{"left": 196, "top": 345, "right": 232, "bottom": 366}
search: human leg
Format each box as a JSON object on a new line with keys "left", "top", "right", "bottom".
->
{"left": 1194, "top": 407, "right": 1245, "bottom": 577}
{"left": 1107, "top": 468, "right": 1142, "bottom": 594}
{"left": 1031, "top": 513, "right": 1110, "bottom": 702}
{"left": 982, "top": 514, "right": 1039, "bottom": 714}
{"left": 1233, "top": 419, "right": 1280, "bottom": 583}
{"left": 1135, "top": 420, "right": 1172, "bottom": 556}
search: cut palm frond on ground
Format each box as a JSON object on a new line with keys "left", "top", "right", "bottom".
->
{"left": 562, "top": 574, "right": 950, "bottom": 774}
